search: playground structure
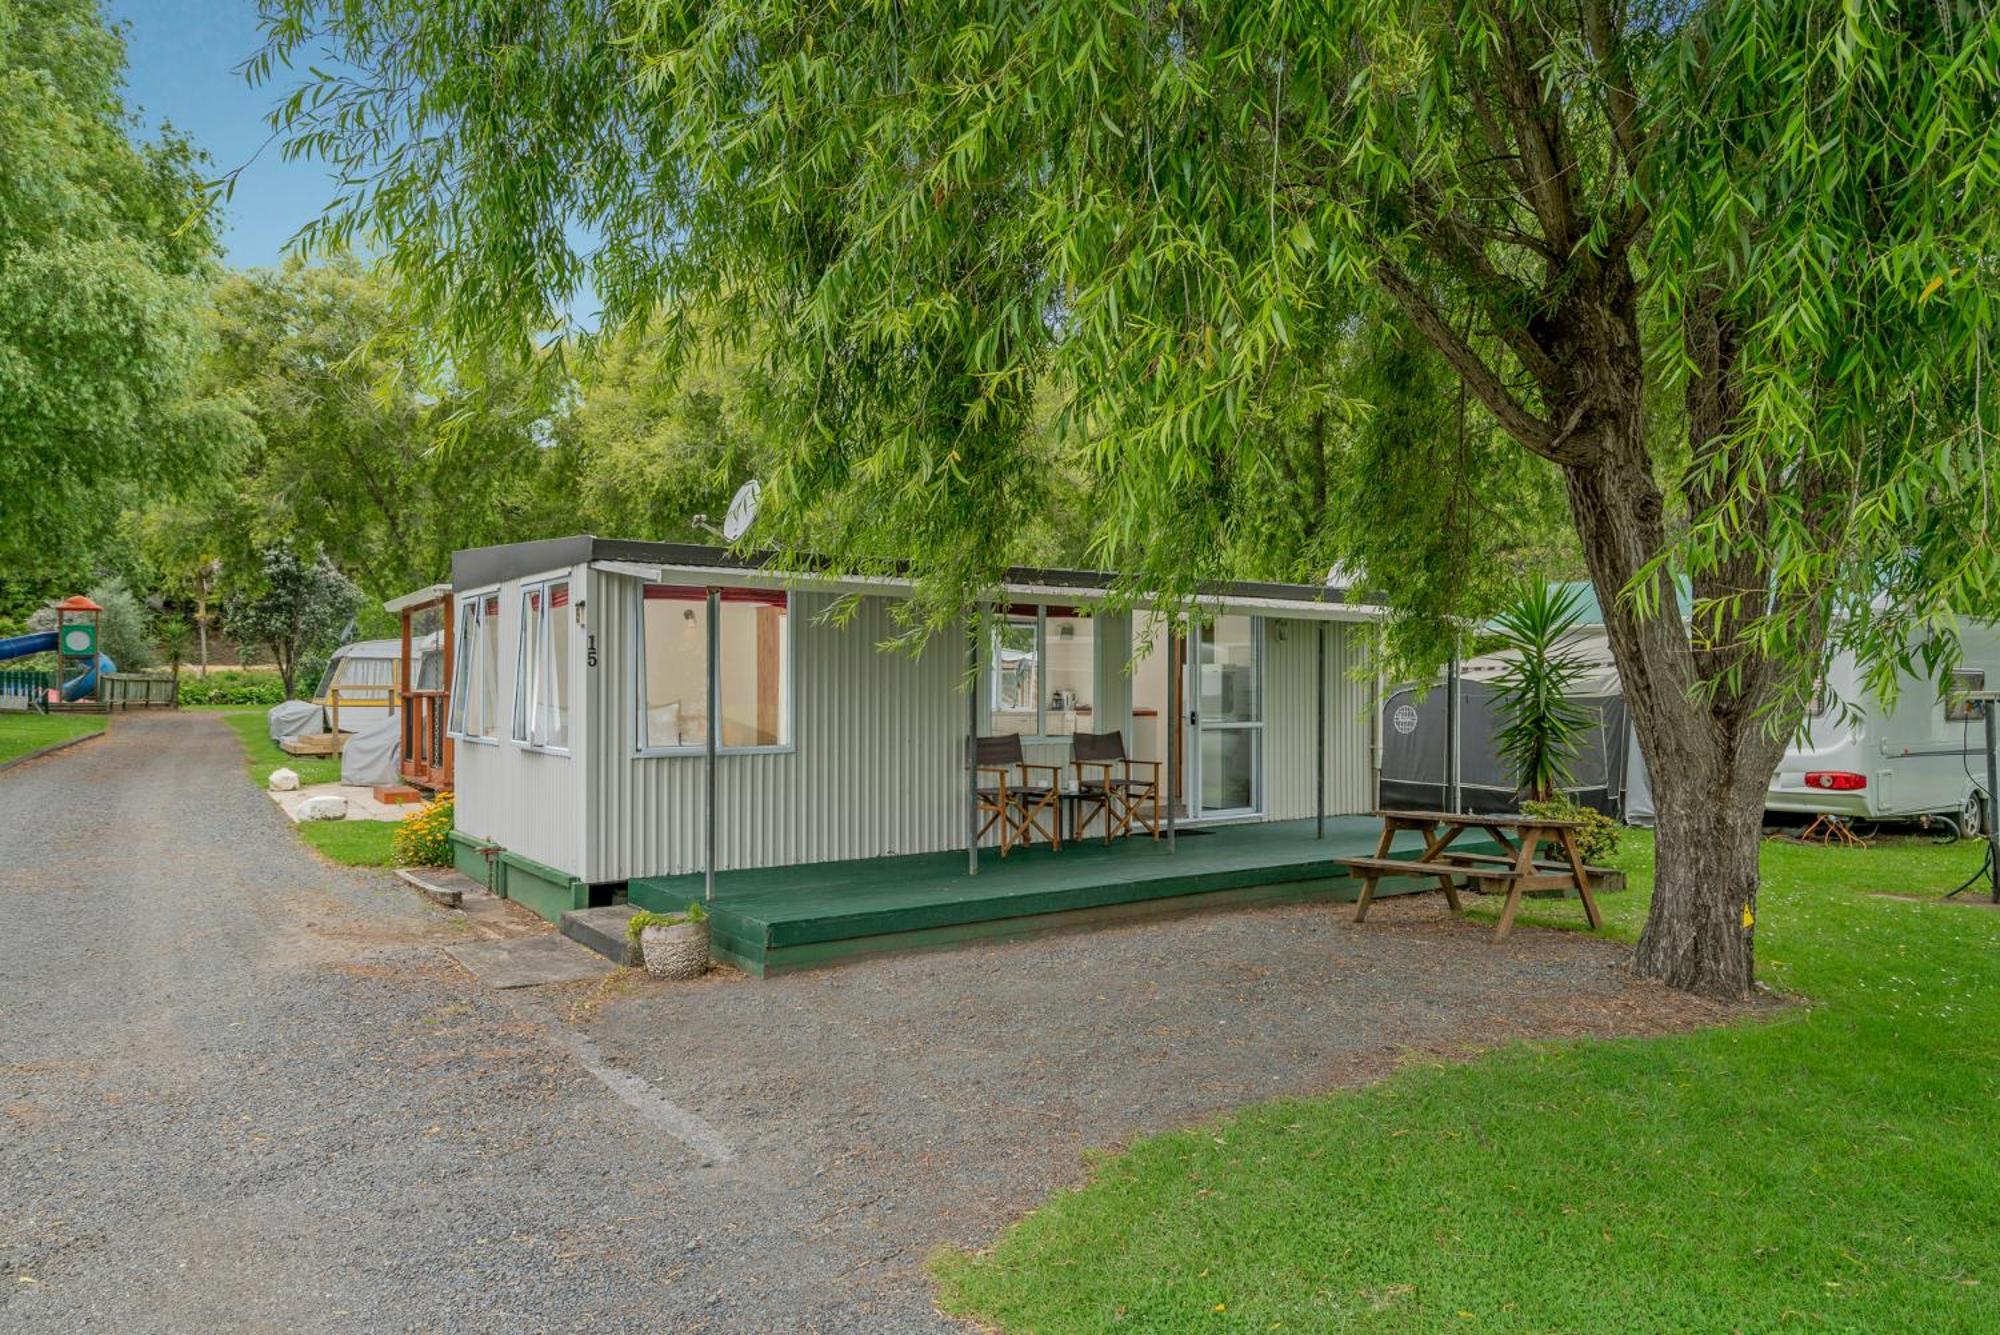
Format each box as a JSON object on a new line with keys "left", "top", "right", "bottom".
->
{"left": 0, "top": 596, "right": 116, "bottom": 711}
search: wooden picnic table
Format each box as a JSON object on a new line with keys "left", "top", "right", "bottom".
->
{"left": 1337, "top": 808, "right": 1602, "bottom": 941}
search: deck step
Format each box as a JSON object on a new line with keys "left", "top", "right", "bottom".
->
{"left": 561, "top": 904, "right": 642, "bottom": 967}
{"left": 396, "top": 865, "right": 485, "bottom": 909}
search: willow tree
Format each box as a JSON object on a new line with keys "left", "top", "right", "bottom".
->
{"left": 260, "top": 1, "right": 2000, "bottom": 998}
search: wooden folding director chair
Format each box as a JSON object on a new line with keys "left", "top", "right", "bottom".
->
{"left": 1071, "top": 730, "right": 1163, "bottom": 843}
{"left": 974, "top": 734, "right": 1063, "bottom": 855}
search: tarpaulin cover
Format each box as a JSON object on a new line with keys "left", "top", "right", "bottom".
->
{"left": 340, "top": 708, "right": 401, "bottom": 788}
{"left": 267, "top": 699, "right": 325, "bottom": 741}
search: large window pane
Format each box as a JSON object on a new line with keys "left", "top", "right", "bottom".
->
{"left": 1042, "top": 610, "right": 1094, "bottom": 737}
{"left": 1200, "top": 728, "right": 1256, "bottom": 812}
{"left": 718, "top": 591, "right": 789, "bottom": 747}
{"left": 1197, "top": 614, "right": 1259, "bottom": 723}
{"left": 642, "top": 586, "right": 709, "bottom": 749}
{"left": 543, "top": 582, "right": 570, "bottom": 748}
{"left": 990, "top": 615, "right": 1039, "bottom": 736}
{"left": 474, "top": 594, "right": 500, "bottom": 738}
{"left": 513, "top": 587, "right": 539, "bottom": 742}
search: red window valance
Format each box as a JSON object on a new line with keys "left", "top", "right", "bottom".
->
{"left": 646, "top": 584, "right": 787, "bottom": 609}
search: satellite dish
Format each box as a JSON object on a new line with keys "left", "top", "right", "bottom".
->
{"left": 722, "top": 479, "right": 762, "bottom": 542}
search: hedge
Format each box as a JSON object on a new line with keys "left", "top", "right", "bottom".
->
{"left": 176, "top": 670, "right": 288, "bottom": 707}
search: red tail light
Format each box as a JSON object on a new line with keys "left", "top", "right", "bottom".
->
{"left": 1806, "top": 771, "right": 1867, "bottom": 791}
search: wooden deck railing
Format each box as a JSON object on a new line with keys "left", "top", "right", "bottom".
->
{"left": 400, "top": 688, "right": 452, "bottom": 790}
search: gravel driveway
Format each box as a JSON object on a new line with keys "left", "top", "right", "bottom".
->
{"left": 1, "top": 712, "right": 1734, "bottom": 1332}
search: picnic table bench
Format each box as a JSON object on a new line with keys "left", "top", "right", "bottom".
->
{"left": 1337, "top": 809, "right": 1603, "bottom": 941}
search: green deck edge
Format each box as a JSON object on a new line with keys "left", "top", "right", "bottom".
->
{"left": 630, "top": 819, "right": 1491, "bottom": 976}
{"left": 711, "top": 873, "right": 1444, "bottom": 977}
{"left": 446, "top": 828, "right": 590, "bottom": 923}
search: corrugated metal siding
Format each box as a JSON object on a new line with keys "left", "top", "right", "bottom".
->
{"left": 453, "top": 566, "right": 587, "bottom": 876}
{"left": 1261, "top": 618, "right": 1373, "bottom": 820}
{"left": 583, "top": 573, "right": 971, "bottom": 881}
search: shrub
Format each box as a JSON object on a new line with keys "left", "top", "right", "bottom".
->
{"left": 1520, "top": 794, "right": 1621, "bottom": 864}
{"left": 176, "top": 670, "right": 287, "bottom": 706}
{"left": 393, "top": 791, "right": 454, "bottom": 867}
{"left": 625, "top": 902, "right": 709, "bottom": 946}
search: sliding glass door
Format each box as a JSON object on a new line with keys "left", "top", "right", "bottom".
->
{"left": 1192, "top": 615, "right": 1262, "bottom": 818}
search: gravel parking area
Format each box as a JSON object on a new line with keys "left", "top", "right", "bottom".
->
{"left": 1, "top": 712, "right": 1740, "bottom": 1332}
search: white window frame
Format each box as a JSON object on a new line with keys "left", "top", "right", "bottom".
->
{"left": 633, "top": 583, "right": 797, "bottom": 758}
{"left": 447, "top": 587, "right": 502, "bottom": 745}
{"left": 984, "top": 604, "right": 1096, "bottom": 743}
{"left": 512, "top": 574, "right": 573, "bottom": 755}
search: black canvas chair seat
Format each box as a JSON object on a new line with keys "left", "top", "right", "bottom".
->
{"left": 972, "top": 733, "right": 1062, "bottom": 854}
{"left": 1069, "top": 731, "right": 1163, "bottom": 843}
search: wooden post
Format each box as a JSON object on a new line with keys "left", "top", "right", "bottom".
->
{"left": 755, "top": 604, "right": 781, "bottom": 743}
{"left": 704, "top": 587, "right": 720, "bottom": 903}
{"left": 399, "top": 604, "right": 414, "bottom": 780}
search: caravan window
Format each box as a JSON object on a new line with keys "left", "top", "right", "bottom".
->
{"left": 1947, "top": 670, "right": 1988, "bottom": 722}
{"left": 449, "top": 593, "right": 502, "bottom": 741}
{"left": 513, "top": 579, "right": 572, "bottom": 750}
{"left": 638, "top": 585, "right": 792, "bottom": 753}
{"left": 987, "top": 605, "right": 1094, "bottom": 739}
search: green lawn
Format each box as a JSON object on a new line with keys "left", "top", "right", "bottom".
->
{"left": 214, "top": 709, "right": 399, "bottom": 866}
{"left": 935, "top": 830, "right": 2000, "bottom": 1331}
{"left": 0, "top": 712, "right": 106, "bottom": 766}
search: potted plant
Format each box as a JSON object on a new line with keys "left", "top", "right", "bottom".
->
{"left": 626, "top": 903, "right": 709, "bottom": 980}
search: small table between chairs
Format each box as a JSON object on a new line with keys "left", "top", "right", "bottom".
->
{"left": 1336, "top": 809, "right": 1603, "bottom": 941}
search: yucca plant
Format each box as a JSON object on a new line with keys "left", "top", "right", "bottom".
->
{"left": 1490, "top": 585, "right": 1593, "bottom": 802}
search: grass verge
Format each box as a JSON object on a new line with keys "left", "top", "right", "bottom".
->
{"left": 213, "top": 709, "right": 398, "bottom": 867}
{"left": 933, "top": 830, "right": 2000, "bottom": 1331}
{"left": 0, "top": 712, "right": 106, "bottom": 766}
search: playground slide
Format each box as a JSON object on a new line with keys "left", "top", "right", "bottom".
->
{"left": 0, "top": 631, "right": 115, "bottom": 703}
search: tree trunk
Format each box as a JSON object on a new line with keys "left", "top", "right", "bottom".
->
{"left": 1561, "top": 418, "right": 1784, "bottom": 1001}
{"left": 1636, "top": 752, "right": 1765, "bottom": 994}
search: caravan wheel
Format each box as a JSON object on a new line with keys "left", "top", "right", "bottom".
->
{"left": 1961, "top": 789, "right": 1988, "bottom": 840}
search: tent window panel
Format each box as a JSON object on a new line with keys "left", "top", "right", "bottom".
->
{"left": 718, "top": 590, "right": 790, "bottom": 748}
{"left": 641, "top": 586, "right": 710, "bottom": 750}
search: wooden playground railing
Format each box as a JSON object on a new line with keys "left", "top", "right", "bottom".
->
{"left": 0, "top": 667, "right": 52, "bottom": 712}
{"left": 101, "top": 673, "right": 178, "bottom": 710}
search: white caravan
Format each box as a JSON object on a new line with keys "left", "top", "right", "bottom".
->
{"left": 1763, "top": 623, "right": 1997, "bottom": 836}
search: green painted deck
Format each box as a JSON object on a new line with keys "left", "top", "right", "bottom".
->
{"left": 628, "top": 815, "right": 1494, "bottom": 976}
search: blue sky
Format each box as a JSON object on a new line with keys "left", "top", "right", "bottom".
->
{"left": 108, "top": 0, "right": 342, "bottom": 268}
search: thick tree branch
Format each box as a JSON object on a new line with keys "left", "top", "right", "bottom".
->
{"left": 1373, "top": 261, "right": 1571, "bottom": 461}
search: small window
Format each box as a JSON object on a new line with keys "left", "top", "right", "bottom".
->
{"left": 513, "top": 579, "right": 571, "bottom": 750}
{"left": 639, "top": 585, "right": 792, "bottom": 752}
{"left": 449, "top": 594, "right": 503, "bottom": 741}
{"left": 987, "top": 605, "right": 1094, "bottom": 739}
{"left": 1946, "top": 669, "right": 1988, "bottom": 722}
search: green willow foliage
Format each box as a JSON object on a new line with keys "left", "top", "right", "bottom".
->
{"left": 254, "top": 1, "right": 1995, "bottom": 672}
{"left": 0, "top": 0, "right": 232, "bottom": 577}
